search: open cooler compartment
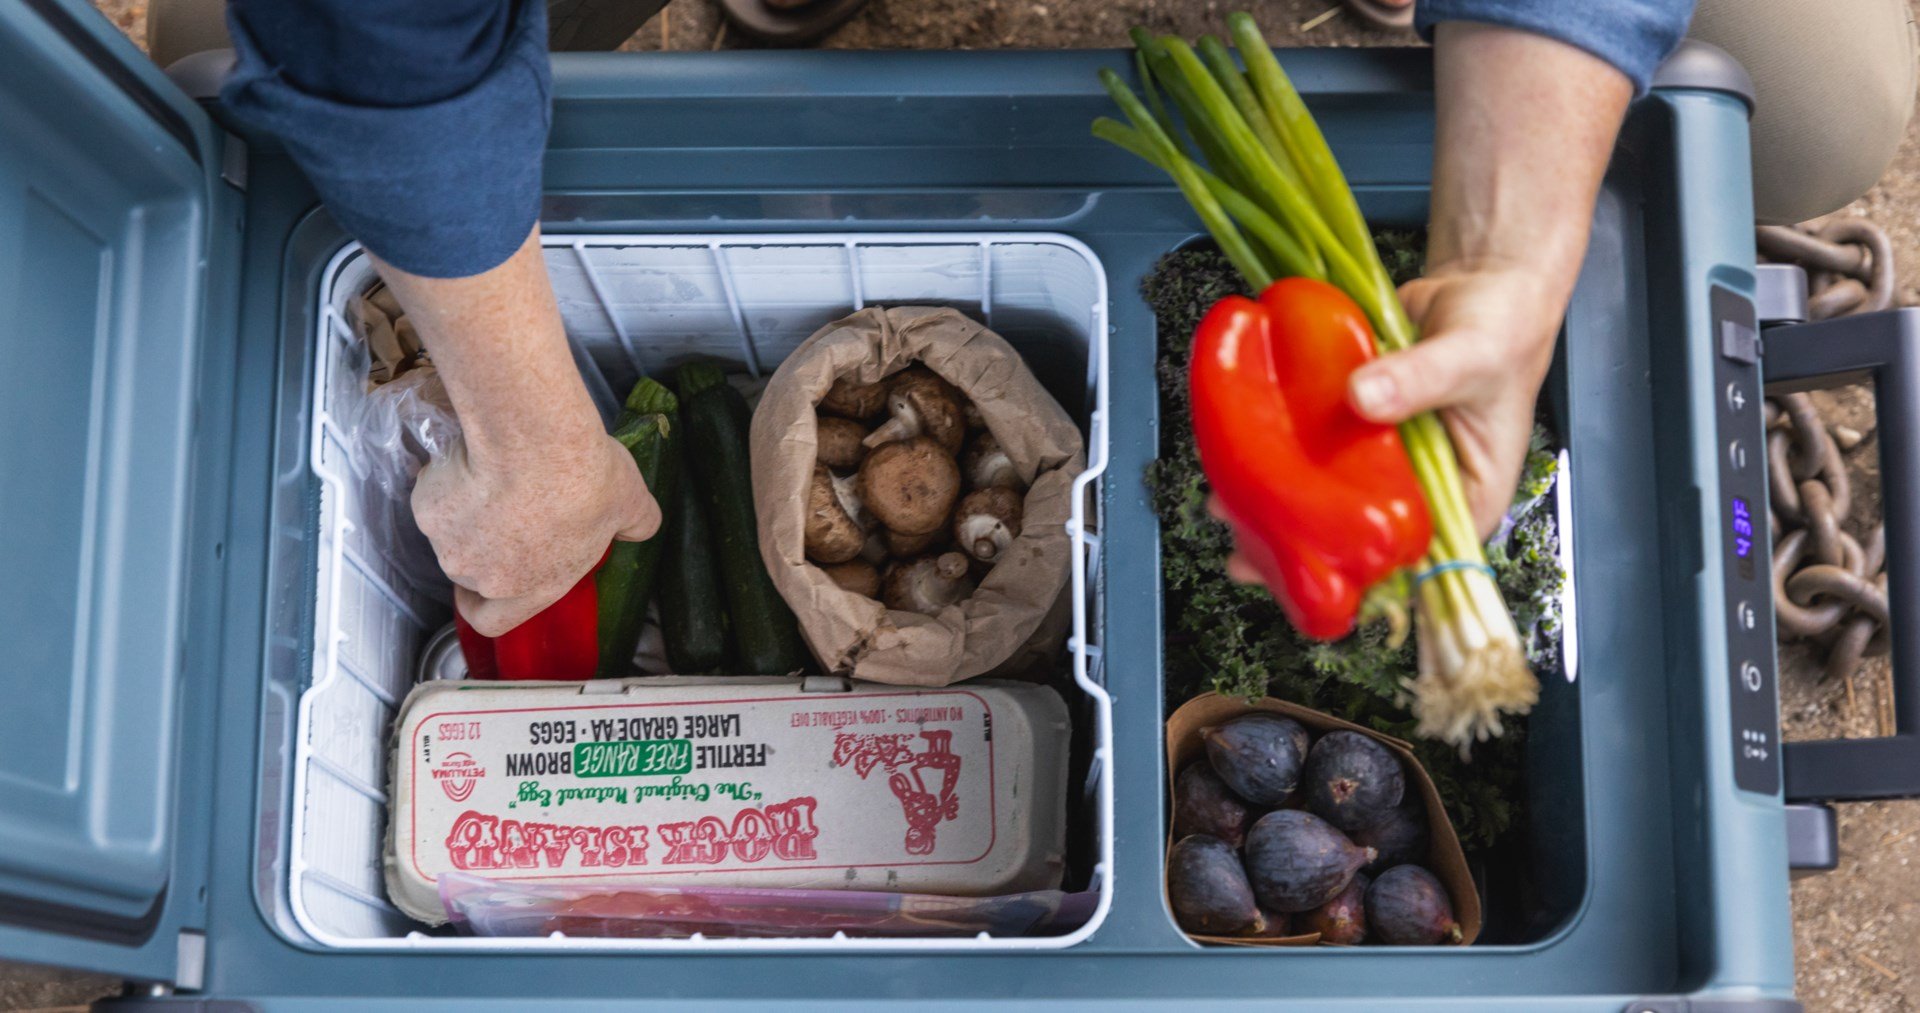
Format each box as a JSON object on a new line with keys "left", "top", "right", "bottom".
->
{"left": 288, "top": 233, "right": 1113, "bottom": 950}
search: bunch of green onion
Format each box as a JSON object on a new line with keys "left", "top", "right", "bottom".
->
{"left": 1096, "top": 14, "right": 1537, "bottom": 751}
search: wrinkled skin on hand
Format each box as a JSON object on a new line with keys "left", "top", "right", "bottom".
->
{"left": 1346, "top": 266, "right": 1559, "bottom": 539}
{"left": 376, "top": 227, "right": 660, "bottom": 638}
{"left": 415, "top": 427, "right": 658, "bottom": 637}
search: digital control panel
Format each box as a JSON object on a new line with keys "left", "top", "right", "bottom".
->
{"left": 1712, "top": 285, "right": 1780, "bottom": 794}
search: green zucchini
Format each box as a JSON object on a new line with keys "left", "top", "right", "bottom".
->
{"left": 675, "top": 362, "right": 810, "bottom": 674}
{"left": 658, "top": 436, "right": 730, "bottom": 673}
{"left": 595, "top": 378, "right": 680, "bottom": 679}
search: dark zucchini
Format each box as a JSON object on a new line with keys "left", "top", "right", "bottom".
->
{"left": 658, "top": 436, "right": 730, "bottom": 673}
{"left": 675, "top": 362, "right": 810, "bottom": 674}
{"left": 595, "top": 378, "right": 679, "bottom": 679}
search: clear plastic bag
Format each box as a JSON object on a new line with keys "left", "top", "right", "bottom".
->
{"left": 339, "top": 313, "right": 461, "bottom": 605}
{"left": 437, "top": 872, "right": 1097, "bottom": 940}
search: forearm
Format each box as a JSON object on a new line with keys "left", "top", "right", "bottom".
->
{"left": 1428, "top": 22, "right": 1633, "bottom": 300}
{"left": 371, "top": 227, "right": 603, "bottom": 470}
{"left": 1346, "top": 23, "right": 1641, "bottom": 533}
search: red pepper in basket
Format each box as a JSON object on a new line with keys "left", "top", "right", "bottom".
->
{"left": 454, "top": 548, "right": 609, "bottom": 681}
{"left": 1190, "top": 278, "right": 1431, "bottom": 640}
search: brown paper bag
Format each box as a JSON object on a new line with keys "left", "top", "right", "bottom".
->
{"left": 750, "top": 306, "right": 1085, "bottom": 686}
{"left": 1165, "top": 693, "right": 1483, "bottom": 947}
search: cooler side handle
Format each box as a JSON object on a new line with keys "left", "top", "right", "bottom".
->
{"left": 1763, "top": 307, "right": 1920, "bottom": 803}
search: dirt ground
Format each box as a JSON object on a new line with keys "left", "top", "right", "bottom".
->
{"left": 8, "top": 0, "right": 1914, "bottom": 1010}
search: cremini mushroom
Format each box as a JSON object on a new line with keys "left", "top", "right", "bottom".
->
{"left": 819, "top": 375, "right": 889, "bottom": 420}
{"left": 863, "top": 366, "right": 967, "bottom": 454}
{"left": 857, "top": 436, "right": 961, "bottom": 536}
{"left": 885, "top": 526, "right": 947, "bottom": 557}
{"left": 816, "top": 414, "right": 870, "bottom": 472}
{"left": 805, "top": 464, "right": 866, "bottom": 564}
{"left": 953, "top": 487, "right": 1024, "bottom": 564}
{"left": 881, "top": 552, "right": 975, "bottom": 614}
{"left": 820, "top": 558, "right": 882, "bottom": 598}
{"left": 960, "top": 431, "right": 1022, "bottom": 491}
{"left": 860, "top": 529, "right": 890, "bottom": 567}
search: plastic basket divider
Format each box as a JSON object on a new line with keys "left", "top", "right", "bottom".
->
{"left": 710, "top": 243, "right": 763, "bottom": 378}
{"left": 571, "top": 241, "right": 642, "bottom": 375}
{"left": 846, "top": 243, "right": 866, "bottom": 311}
{"left": 979, "top": 242, "right": 995, "bottom": 328}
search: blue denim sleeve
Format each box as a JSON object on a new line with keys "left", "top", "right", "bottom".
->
{"left": 1416, "top": 0, "right": 1695, "bottom": 93}
{"left": 221, "top": 0, "right": 550, "bottom": 279}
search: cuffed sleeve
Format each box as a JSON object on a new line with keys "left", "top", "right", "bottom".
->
{"left": 221, "top": 0, "right": 550, "bottom": 278}
{"left": 1417, "top": 0, "right": 1696, "bottom": 94}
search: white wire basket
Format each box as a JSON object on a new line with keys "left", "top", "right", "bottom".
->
{"left": 290, "top": 233, "right": 1113, "bottom": 951}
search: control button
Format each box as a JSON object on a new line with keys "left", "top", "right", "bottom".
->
{"left": 1735, "top": 600, "right": 1758, "bottom": 633}
{"left": 1725, "top": 383, "right": 1748, "bottom": 413}
{"left": 1721, "top": 319, "right": 1761, "bottom": 364}
{"left": 1739, "top": 660, "right": 1764, "bottom": 692}
{"left": 1728, "top": 439, "right": 1749, "bottom": 471}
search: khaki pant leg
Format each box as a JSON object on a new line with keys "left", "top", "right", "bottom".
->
{"left": 1689, "top": 0, "right": 1919, "bottom": 224}
{"left": 146, "top": 0, "right": 231, "bottom": 71}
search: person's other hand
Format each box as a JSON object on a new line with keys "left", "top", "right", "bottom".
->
{"left": 375, "top": 227, "right": 661, "bottom": 638}
{"left": 1209, "top": 267, "right": 1557, "bottom": 591}
{"left": 1344, "top": 266, "right": 1561, "bottom": 538}
{"left": 415, "top": 424, "right": 660, "bottom": 637}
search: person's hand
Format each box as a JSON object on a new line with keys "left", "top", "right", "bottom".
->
{"left": 415, "top": 424, "right": 660, "bottom": 637}
{"left": 1210, "top": 265, "right": 1559, "bottom": 590}
{"left": 1212, "top": 22, "right": 1629, "bottom": 600}
{"left": 1336, "top": 22, "right": 1629, "bottom": 541}
{"left": 372, "top": 225, "right": 661, "bottom": 637}
{"left": 1346, "top": 266, "right": 1562, "bottom": 537}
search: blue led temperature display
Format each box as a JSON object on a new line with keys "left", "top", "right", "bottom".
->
{"left": 1730, "top": 496, "right": 1754, "bottom": 558}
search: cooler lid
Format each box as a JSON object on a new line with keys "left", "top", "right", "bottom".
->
{"left": 0, "top": 0, "right": 229, "bottom": 981}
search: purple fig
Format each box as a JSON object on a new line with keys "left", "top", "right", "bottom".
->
{"left": 1366, "top": 865, "right": 1462, "bottom": 945}
{"left": 1202, "top": 714, "right": 1309, "bottom": 806}
{"left": 1302, "top": 872, "right": 1368, "bottom": 945}
{"left": 1167, "top": 835, "right": 1266, "bottom": 936}
{"left": 1174, "top": 763, "right": 1253, "bottom": 848}
{"left": 1246, "top": 906, "right": 1293, "bottom": 938}
{"left": 1304, "top": 731, "right": 1405, "bottom": 833}
{"left": 1243, "top": 810, "right": 1375, "bottom": 913}
{"left": 1353, "top": 795, "right": 1429, "bottom": 876}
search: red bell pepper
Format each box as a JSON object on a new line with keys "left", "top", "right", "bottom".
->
{"left": 454, "top": 548, "right": 609, "bottom": 681}
{"left": 1190, "top": 277, "right": 1431, "bottom": 640}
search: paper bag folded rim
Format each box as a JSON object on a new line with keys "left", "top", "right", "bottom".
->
{"left": 1165, "top": 693, "right": 1483, "bottom": 948}
{"left": 751, "top": 306, "right": 1085, "bottom": 686}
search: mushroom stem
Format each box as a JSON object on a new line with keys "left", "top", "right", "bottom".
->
{"left": 861, "top": 366, "right": 967, "bottom": 454}
{"left": 952, "top": 487, "right": 1024, "bottom": 564}
{"left": 882, "top": 552, "right": 976, "bottom": 614}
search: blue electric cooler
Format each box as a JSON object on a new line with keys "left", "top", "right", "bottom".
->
{"left": 6, "top": 0, "right": 1911, "bottom": 1008}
